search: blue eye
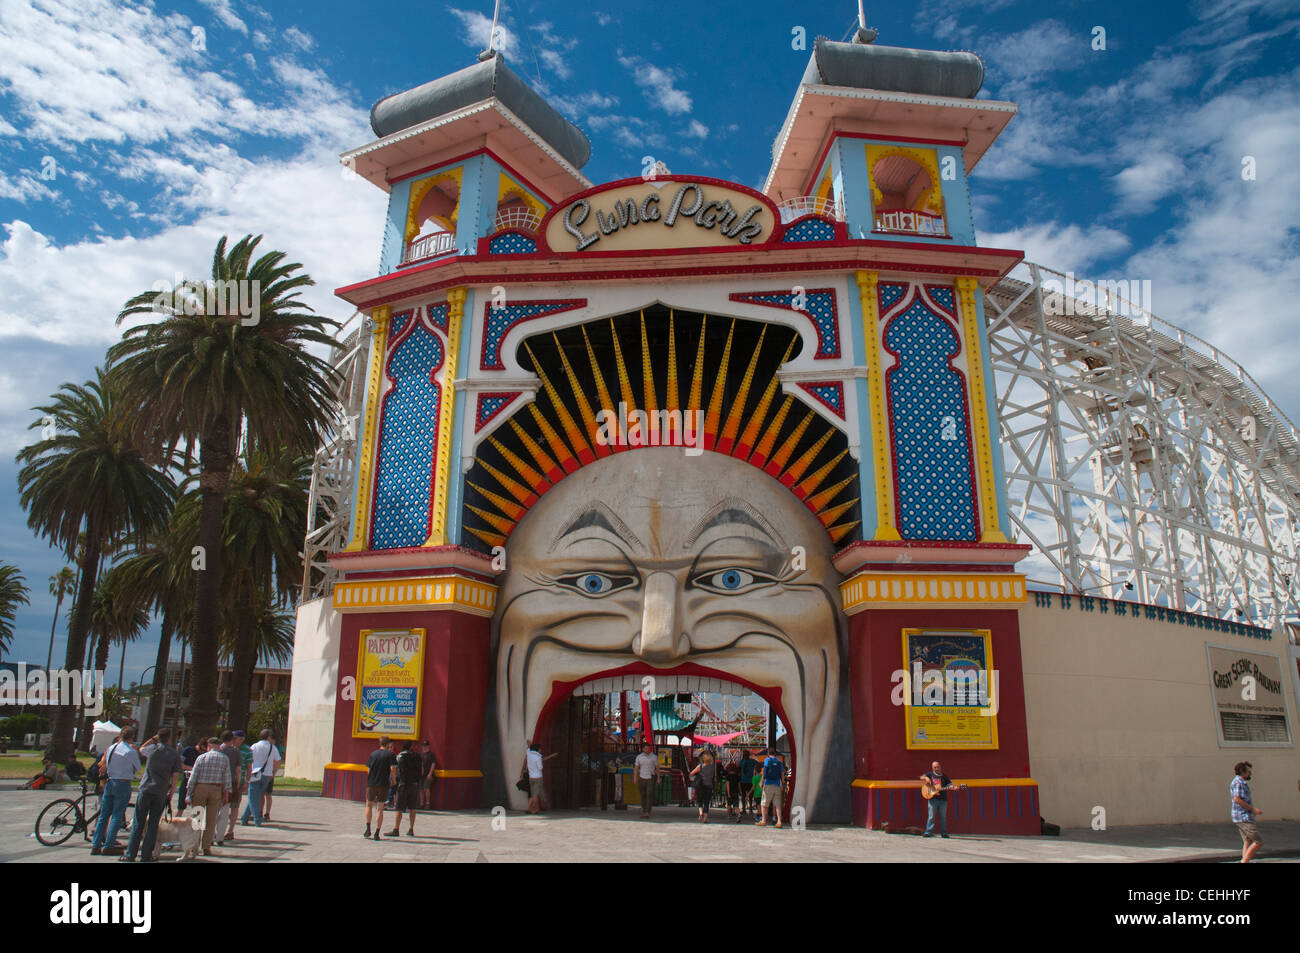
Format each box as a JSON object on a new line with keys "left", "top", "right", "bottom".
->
{"left": 579, "top": 573, "right": 612, "bottom": 594}
{"left": 716, "top": 569, "right": 749, "bottom": 590}
{"left": 695, "top": 568, "right": 761, "bottom": 593}
{"left": 555, "top": 572, "right": 636, "bottom": 597}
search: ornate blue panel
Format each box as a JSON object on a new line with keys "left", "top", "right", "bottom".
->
{"left": 488, "top": 231, "right": 538, "bottom": 254}
{"left": 884, "top": 297, "right": 976, "bottom": 541}
{"left": 728, "top": 289, "right": 841, "bottom": 359}
{"left": 781, "top": 217, "right": 836, "bottom": 242}
{"left": 372, "top": 319, "right": 444, "bottom": 549}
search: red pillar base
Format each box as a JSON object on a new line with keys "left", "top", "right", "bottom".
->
{"left": 852, "top": 780, "right": 1040, "bottom": 835}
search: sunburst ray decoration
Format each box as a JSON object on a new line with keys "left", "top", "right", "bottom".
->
{"left": 463, "top": 307, "right": 861, "bottom": 549}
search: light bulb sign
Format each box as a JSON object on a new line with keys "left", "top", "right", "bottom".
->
{"left": 542, "top": 176, "right": 778, "bottom": 254}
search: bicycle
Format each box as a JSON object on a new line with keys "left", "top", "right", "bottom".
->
{"left": 34, "top": 778, "right": 134, "bottom": 847}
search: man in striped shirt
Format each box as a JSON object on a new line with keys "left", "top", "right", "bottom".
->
{"left": 187, "top": 737, "right": 231, "bottom": 856}
{"left": 1231, "top": 761, "right": 1263, "bottom": 863}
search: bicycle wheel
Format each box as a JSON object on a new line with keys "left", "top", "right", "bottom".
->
{"left": 35, "top": 799, "right": 81, "bottom": 846}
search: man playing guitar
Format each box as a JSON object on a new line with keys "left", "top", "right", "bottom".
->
{"left": 921, "top": 760, "right": 959, "bottom": 838}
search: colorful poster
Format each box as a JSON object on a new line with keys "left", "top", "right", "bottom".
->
{"left": 1205, "top": 644, "right": 1293, "bottom": 746}
{"left": 902, "top": 628, "right": 998, "bottom": 749}
{"left": 353, "top": 628, "right": 425, "bottom": 740}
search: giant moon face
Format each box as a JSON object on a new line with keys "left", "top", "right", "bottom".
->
{"left": 495, "top": 447, "right": 843, "bottom": 815}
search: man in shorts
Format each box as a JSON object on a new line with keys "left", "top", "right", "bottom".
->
{"left": 1230, "top": 761, "right": 1263, "bottom": 863}
{"left": 364, "top": 736, "right": 397, "bottom": 841}
{"left": 419, "top": 740, "right": 437, "bottom": 809}
{"left": 757, "top": 748, "right": 785, "bottom": 829}
{"left": 388, "top": 741, "right": 422, "bottom": 837}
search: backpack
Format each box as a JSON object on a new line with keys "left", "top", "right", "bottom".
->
{"left": 762, "top": 757, "right": 784, "bottom": 784}
{"left": 397, "top": 750, "right": 422, "bottom": 784}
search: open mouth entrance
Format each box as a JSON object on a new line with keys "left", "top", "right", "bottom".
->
{"left": 539, "top": 671, "right": 795, "bottom": 818}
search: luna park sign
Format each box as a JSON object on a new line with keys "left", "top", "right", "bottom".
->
{"left": 543, "top": 178, "right": 777, "bottom": 253}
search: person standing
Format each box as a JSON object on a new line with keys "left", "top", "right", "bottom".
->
{"left": 90, "top": 726, "right": 143, "bottom": 855}
{"left": 633, "top": 743, "right": 660, "bottom": 818}
{"left": 364, "top": 736, "right": 397, "bottom": 840}
{"left": 262, "top": 739, "right": 284, "bottom": 821}
{"left": 1231, "top": 761, "right": 1263, "bottom": 863}
{"left": 522, "top": 742, "right": 557, "bottom": 814}
{"left": 217, "top": 732, "right": 242, "bottom": 845}
{"left": 122, "top": 727, "right": 185, "bottom": 863}
{"left": 186, "top": 737, "right": 231, "bottom": 856}
{"left": 921, "top": 760, "right": 953, "bottom": 838}
{"left": 389, "top": 741, "right": 422, "bottom": 837}
{"left": 688, "top": 750, "right": 717, "bottom": 823}
{"left": 240, "top": 730, "right": 281, "bottom": 828}
{"left": 178, "top": 737, "right": 202, "bottom": 816}
{"left": 738, "top": 750, "right": 759, "bottom": 817}
{"left": 419, "top": 740, "right": 437, "bottom": 810}
{"left": 757, "top": 748, "right": 785, "bottom": 829}
{"left": 722, "top": 756, "right": 741, "bottom": 817}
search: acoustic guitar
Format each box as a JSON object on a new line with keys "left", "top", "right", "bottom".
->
{"left": 920, "top": 779, "right": 968, "bottom": 800}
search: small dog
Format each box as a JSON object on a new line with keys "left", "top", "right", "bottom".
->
{"left": 151, "top": 809, "right": 204, "bottom": 862}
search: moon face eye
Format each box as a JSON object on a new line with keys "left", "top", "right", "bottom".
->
{"left": 692, "top": 567, "right": 772, "bottom": 595}
{"left": 555, "top": 572, "right": 635, "bottom": 598}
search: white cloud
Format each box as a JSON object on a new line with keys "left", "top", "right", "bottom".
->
{"left": 447, "top": 7, "right": 517, "bottom": 56}
{"left": 979, "top": 222, "right": 1133, "bottom": 274}
{"left": 197, "top": 0, "right": 249, "bottom": 35}
{"left": 283, "top": 25, "right": 315, "bottom": 51}
{"left": 1113, "top": 154, "right": 1186, "bottom": 210}
{"left": 686, "top": 120, "right": 708, "bottom": 139}
{"left": 619, "top": 55, "right": 692, "bottom": 115}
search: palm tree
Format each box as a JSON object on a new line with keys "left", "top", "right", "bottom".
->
{"left": 218, "top": 448, "right": 308, "bottom": 730}
{"left": 108, "top": 235, "right": 338, "bottom": 738}
{"left": 113, "top": 517, "right": 194, "bottom": 737}
{"left": 84, "top": 564, "right": 150, "bottom": 741}
{"left": 45, "top": 566, "right": 76, "bottom": 673}
{"left": 16, "top": 369, "right": 174, "bottom": 759}
{"left": 0, "top": 563, "right": 31, "bottom": 658}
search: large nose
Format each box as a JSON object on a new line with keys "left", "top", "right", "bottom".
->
{"left": 635, "top": 571, "right": 688, "bottom": 662}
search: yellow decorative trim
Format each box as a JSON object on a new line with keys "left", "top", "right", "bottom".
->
{"left": 425, "top": 288, "right": 466, "bottom": 547}
{"left": 333, "top": 573, "right": 498, "bottom": 617}
{"left": 840, "top": 571, "right": 1026, "bottom": 614}
{"left": 345, "top": 307, "right": 391, "bottom": 552}
{"left": 852, "top": 777, "right": 1037, "bottom": 789}
{"left": 406, "top": 168, "right": 464, "bottom": 242}
{"left": 435, "top": 769, "right": 485, "bottom": 779}
{"left": 865, "top": 144, "right": 945, "bottom": 216}
{"left": 956, "top": 276, "right": 1008, "bottom": 543}
{"left": 854, "top": 271, "right": 900, "bottom": 540}
{"left": 324, "top": 763, "right": 367, "bottom": 772}
{"left": 497, "top": 175, "right": 547, "bottom": 220}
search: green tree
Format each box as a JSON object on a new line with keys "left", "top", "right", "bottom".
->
{"left": 248, "top": 691, "right": 289, "bottom": 745}
{"left": 108, "top": 235, "right": 337, "bottom": 739}
{"left": 45, "top": 566, "right": 76, "bottom": 673}
{"left": 0, "top": 563, "right": 31, "bottom": 659}
{"left": 15, "top": 370, "right": 175, "bottom": 760}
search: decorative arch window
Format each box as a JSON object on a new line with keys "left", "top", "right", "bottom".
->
{"left": 866, "top": 145, "right": 947, "bottom": 237}
{"left": 494, "top": 176, "right": 547, "bottom": 234}
{"left": 402, "top": 169, "right": 463, "bottom": 264}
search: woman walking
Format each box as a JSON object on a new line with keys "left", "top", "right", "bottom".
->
{"left": 688, "top": 750, "right": 717, "bottom": 823}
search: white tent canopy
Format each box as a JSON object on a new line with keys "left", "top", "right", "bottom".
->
{"left": 90, "top": 720, "right": 121, "bottom": 754}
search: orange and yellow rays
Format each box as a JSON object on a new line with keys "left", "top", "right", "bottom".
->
{"left": 749, "top": 394, "right": 793, "bottom": 469}
{"left": 805, "top": 474, "right": 856, "bottom": 514}
{"left": 687, "top": 314, "right": 707, "bottom": 418}
{"left": 466, "top": 524, "right": 507, "bottom": 549}
{"left": 780, "top": 426, "right": 834, "bottom": 490}
{"left": 716, "top": 324, "right": 767, "bottom": 455}
{"left": 465, "top": 502, "right": 514, "bottom": 537}
{"left": 466, "top": 480, "right": 525, "bottom": 522}
{"left": 815, "top": 497, "right": 857, "bottom": 529}
{"left": 508, "top": 417, "right": 563, "bottom": 485}
{"left": 734, "top": 337, "right": 794, "bottom": 461}
{"left": 582, "top": 324, "right": 616, "bottom": 423}
{"left": 827, "top": 520, "right": 861, "bottom": 544}
{"left": 526, "top": 342, "right": 593, "bottom": 465}
{"left": 703, "top": 318, "right": 736, "bottom": 450}
{"left": 491, "top": 433, "right": 551, "bottom": 495}
{"left": 528, "top": 400, "right": 580, "bottom": 475}
{"left": 478, "top": 457, "right": 538, "bottom": 509}
{"left": 793, "top": 446, "right": 847, "bottom": 500}
{"left": 764, "top": 408, "right": 815, "bottom": 480}
{"left": 609, "top": 318, "right": 639, "bottom": 450}
{"left": 552, "top": 332, "right": 609, "bottom": 459}
{"left": 639, "top": 311, "right": 658, "bottom": 430}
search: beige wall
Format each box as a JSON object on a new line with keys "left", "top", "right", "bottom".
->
{"left": 285, "top": 596, "right": 342, "bottom": 782}
{"left": 1020, "top": 602, "right": 1298, "bottom": 828}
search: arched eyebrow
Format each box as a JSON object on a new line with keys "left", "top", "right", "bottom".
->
{"left": 684, "top": 500, "right": 783, "bottom": 548}
{"left": 550, "top": 502, "right": 643, "bottom": 551}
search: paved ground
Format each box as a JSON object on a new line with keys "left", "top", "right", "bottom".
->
{"left": 2, "top": 789, "right": 1297, "bottom": 863}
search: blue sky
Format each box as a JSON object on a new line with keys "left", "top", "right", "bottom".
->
{"left": 0, "top": 0, "right": 1298, "bottom": 677}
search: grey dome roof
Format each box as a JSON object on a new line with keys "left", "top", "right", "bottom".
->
{"left": 369, "top": 54, "right": 591, "bottom": 169}
{"left": 802, "top": 37, "right": 984, "bottom": 99}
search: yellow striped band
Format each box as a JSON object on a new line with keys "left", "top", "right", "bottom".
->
{"left": 333, "top": 574, "right": 497, "bottom": 616}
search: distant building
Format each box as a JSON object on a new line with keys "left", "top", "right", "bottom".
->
{"left": 151, "top": 661, "right": 291, "bottom": 732}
